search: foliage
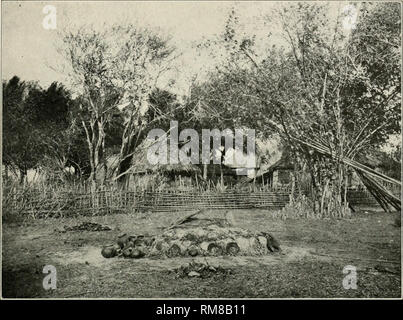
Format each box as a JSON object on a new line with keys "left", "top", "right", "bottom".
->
{"left": 59, "top": 24, "right": 176, "bottom": 187}
{"left": 2, "top": 77, "right": 88, "bottom": 182}
{"left": 3, "top": 76, "right": 40, "bottom": 179}
{"left": 188, "top": 2, "right": 401, "bottom": 215}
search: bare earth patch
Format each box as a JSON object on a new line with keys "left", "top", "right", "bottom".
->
{"left": 2, "top": 209, "right": 401, "bottom": 298}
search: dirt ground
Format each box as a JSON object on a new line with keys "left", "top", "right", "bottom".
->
{"left": 2, "top": 208, "right": 401, "bottom": 298}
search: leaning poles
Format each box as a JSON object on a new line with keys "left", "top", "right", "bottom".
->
{"left": 290, "top": 136, "right": 401, "bottom": 212}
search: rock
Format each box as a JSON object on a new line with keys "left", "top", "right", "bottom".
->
{"left": 188, "top": 271, "right": 201, "bottom": 277}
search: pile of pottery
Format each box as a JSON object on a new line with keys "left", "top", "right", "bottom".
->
{"left": 101, "top": 234, "right": 153, "bottom": 259}
{"left": 101, "top": 223, "right": 280, "bottom": 259}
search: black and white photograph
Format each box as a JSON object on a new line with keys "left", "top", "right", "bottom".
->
{"left": 1, "top": 0, "right": 401, "bottom": 300}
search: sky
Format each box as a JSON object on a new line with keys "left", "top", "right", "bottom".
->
{"left": 2, "top": 1, "right": 285, "bottom": 95}
{"left": 2, "top": 1, "right": 357, "bottom": 94}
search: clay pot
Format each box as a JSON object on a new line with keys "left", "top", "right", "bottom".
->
{"left": 167, "top": 244, "right": 181, "bottom": 257}
{"left": 266, "top": 234, "right": 281, "bottom": 252}
{"left": 155, "top": 241, "right": 164, "bottom": 251}
{"left": 133, "top": 238, "right": 144, "bottom": 247}
{"left": 207, "top": 243, "right": 223, "bottom": 256}
{"left": 101, "top": 245, "right": 116, "bottom": 258}
{"left": 112, "top": 244, "right": 122, "bottom": 256}
{"left": 131, "top": 248, "right": 144, "bottom": 259}
{"left": 126, "top": 241, "right": 135, "bottom": 248}
{"left": 187, "top": 245, "right": 199, "bottom": 257}
{"left": 143, "top": 237, "right": 155, "bottom": 246}
{"left": 122, "top": 247, "right": 133, "bottom": 258}
{"left": 226, "top": 242, "right": 240, "bottom": 255}
{"left": 117, "top": 234, "right": 129, "bottom": 249}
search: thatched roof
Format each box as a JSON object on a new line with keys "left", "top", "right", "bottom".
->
{"left": 108, "top": 135, "right": 290, "bottom": 178}
{"left": 252, "top": 147, "right": 294, "bottom": 180}
{"left": 123, "top": 141, "right": 201, "bottom": 176}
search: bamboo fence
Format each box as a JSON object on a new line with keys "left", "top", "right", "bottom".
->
{"left": 5, "top": 189, "right": 290, "bottom": 217}
{"left": 4, "top": 186, "right": 397, "bottom": 218}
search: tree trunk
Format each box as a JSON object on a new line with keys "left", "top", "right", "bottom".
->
{"left": 203, "top": 164, "right": 208, "bottom": 180}
{"left": 219, "top": 163, "right": 224, "bottom": 186}
{"left": 116, "top": 134, "right": 134, "bottom": 186}
{"left": 116, "top": 120, "right": 144, "bottom": 187}
{"left": 19, "top": 167, "right": 27, "bottom": 185}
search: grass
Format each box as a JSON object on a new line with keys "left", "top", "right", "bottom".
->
{"left": 2, "top": 208, "right": 401, "bottom": 298}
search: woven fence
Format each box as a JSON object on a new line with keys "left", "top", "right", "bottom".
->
{"left": 347, "top": 189, "right": 401, "bottom": 206}
{"left": 4, "top": 186, "right": 399, "bottom": 219}
{"left": 4, "top": 189, "right": 291, "bottom": 218}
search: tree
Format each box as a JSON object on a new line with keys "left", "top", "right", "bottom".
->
{"left": 31, "top": 82, "right": 79, "bottom": 181}
{"left": 59, "top": 25, "right": 176, "bottom": 189}
{"left": 267, "top": 2, "right": 401, "bottom": 215}
{"left": 3, "top": 77, "right": 45, "bottom": 183}
{"left": 112, "top": 88, "right": 196, "bottom": 182}
{"left": 3, "top": 77, "right": 91, "bottom": 183}
{"left": 191, "top": 2, "right": 401, "bottom": 216}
